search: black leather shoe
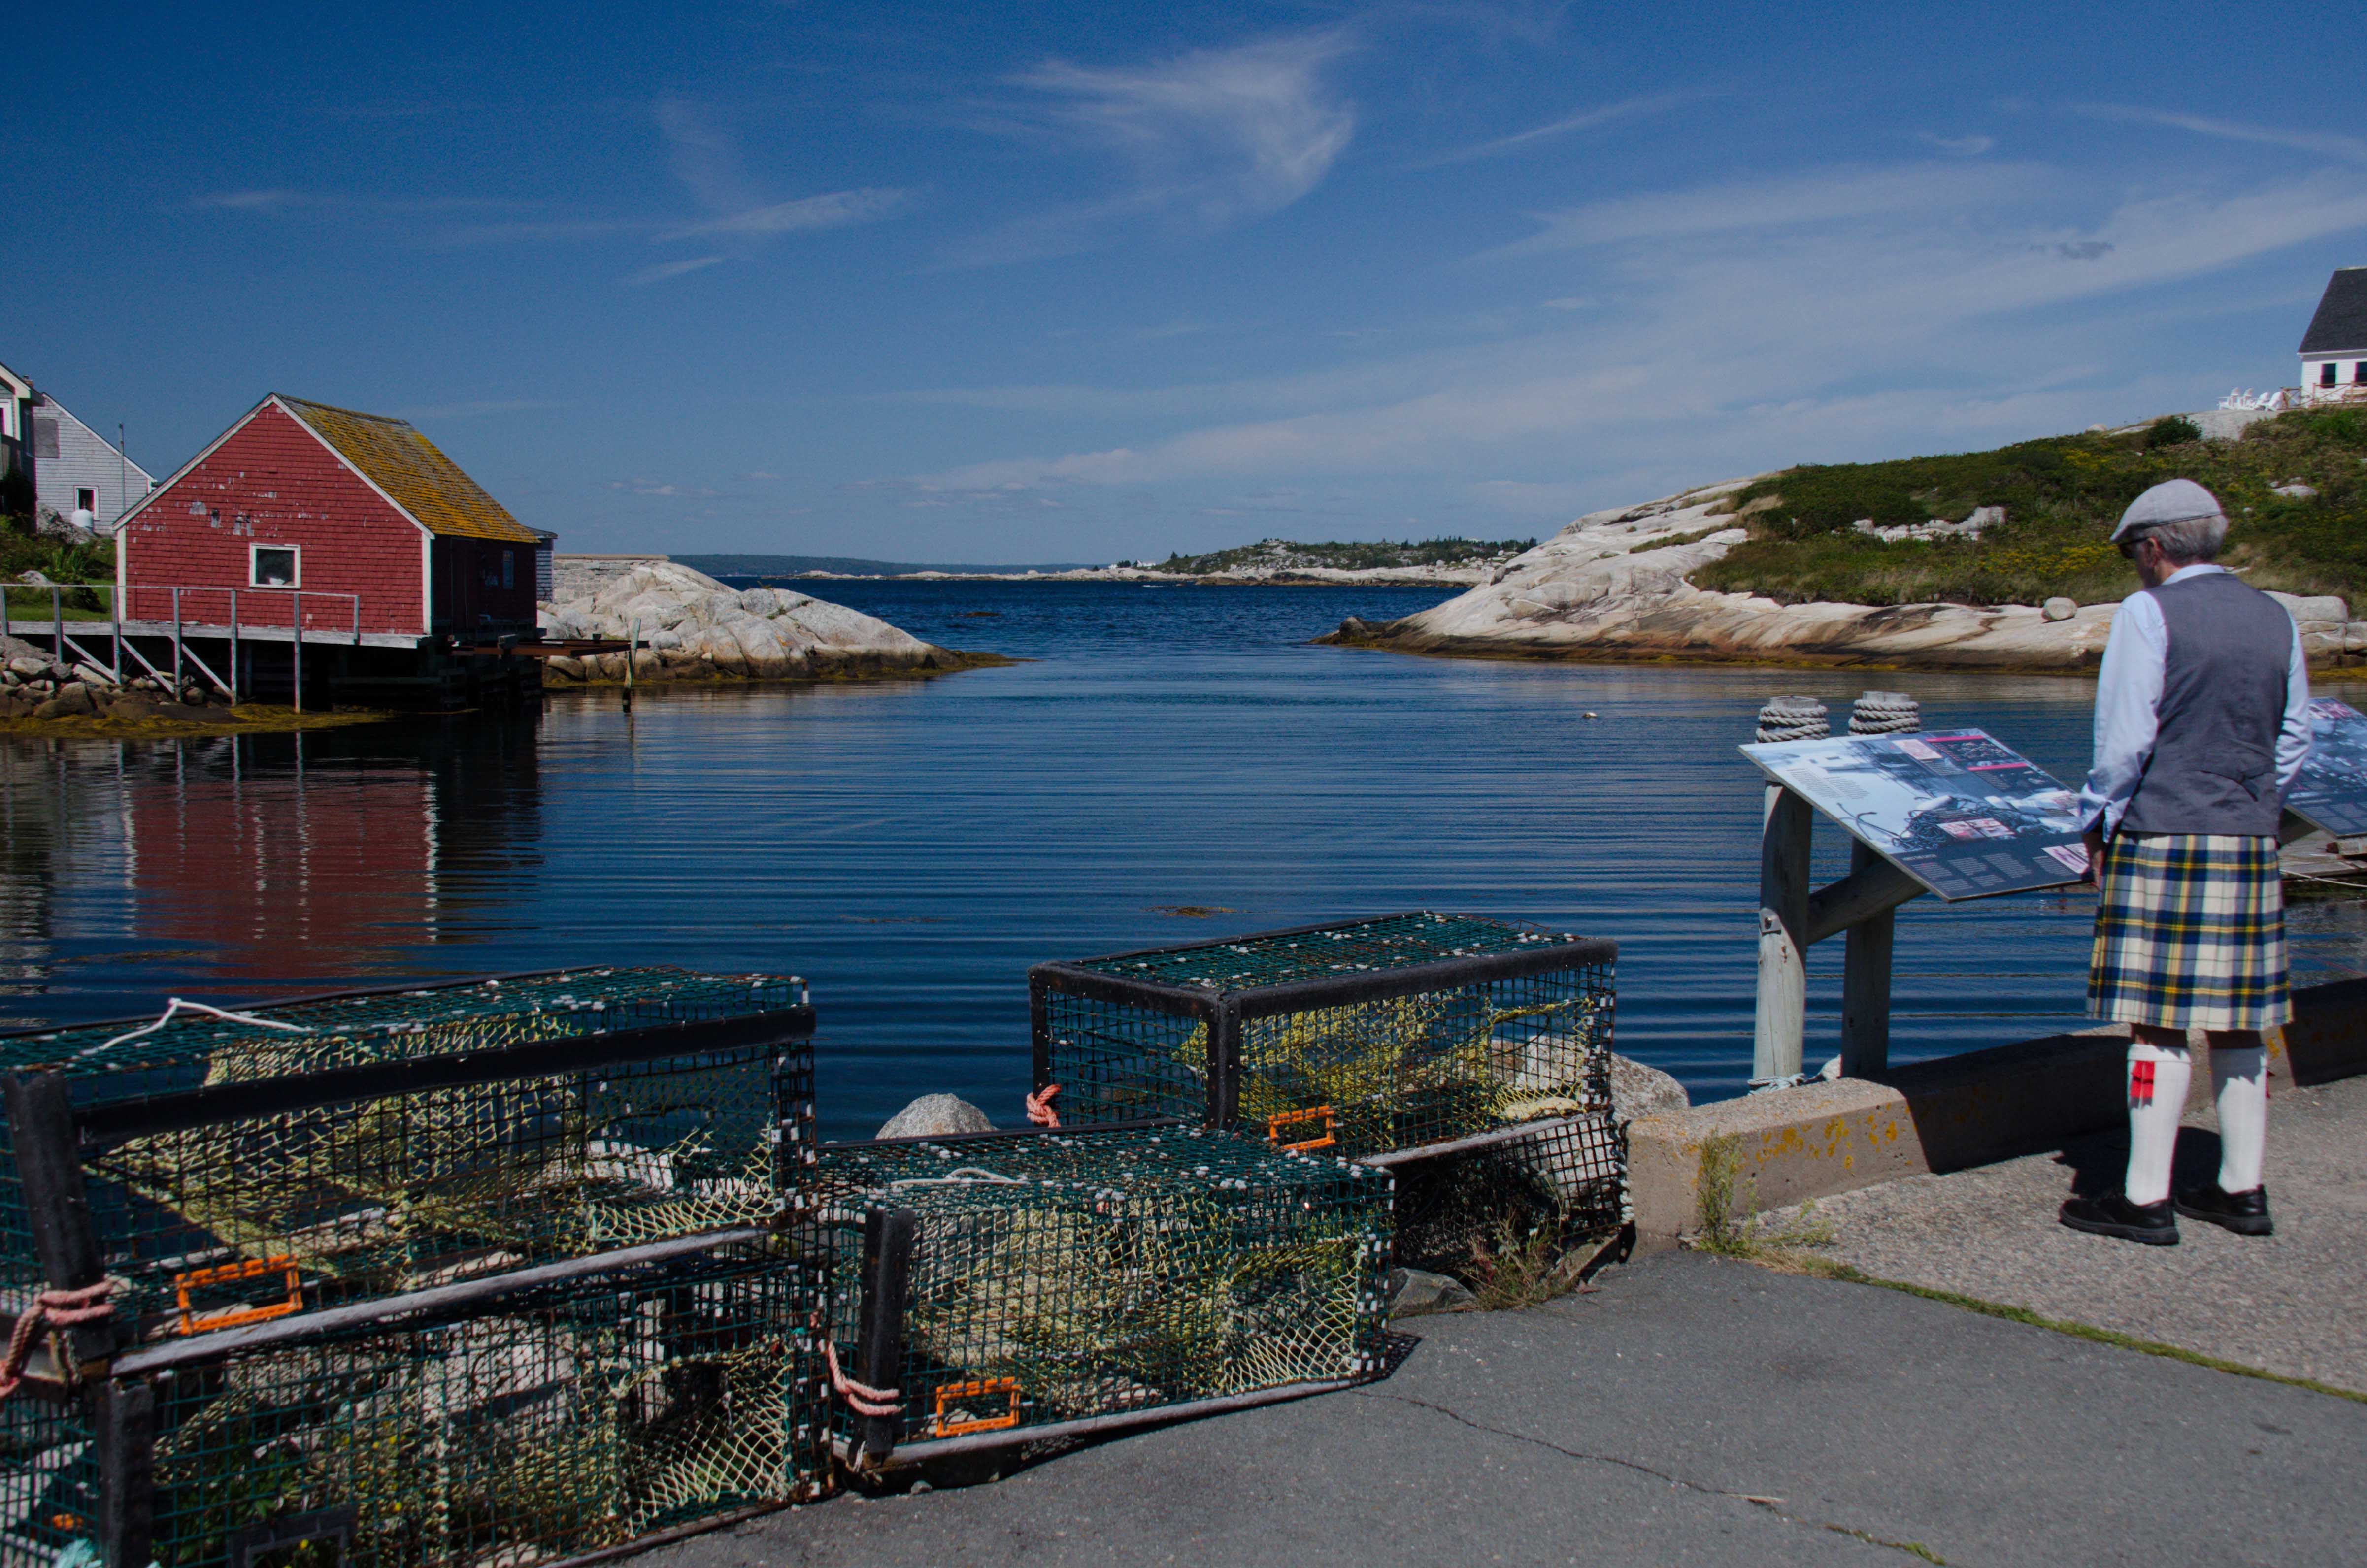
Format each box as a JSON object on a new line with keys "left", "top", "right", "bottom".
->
{"left": 2175, "top": 1182, "right": 2273, "bottom": 1237}
{"left": 2059, "top": 1192, "right": 2179, "bottom": 1245}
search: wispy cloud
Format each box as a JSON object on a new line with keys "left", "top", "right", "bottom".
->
{"left": 190, "top": 190, "right": 517, "bottom": 217}
{"left": 1414, "top": 91, "right": 1701, "bottom": 168}
{"left": 192, "top": 188, "right": 304, "bottom": 212}
{"left": 1485, "top": 161, "right": 2046, "bottom": 256}
{"left": 669, "top": 187, "right": 910, "bottom": 238}
{"left": 643, "top": 100, "right": 913, "bottom": 279}
{"left": 626, "top": 255, "right": 728, "bottom": 287}
{"left": 904, "top": 169, "right": 2367, "bottom": 498}
{"left": 949, "top": 30, "right": 1356, "bottom": 266}
{"left": 433, "top": 219, "right": 638, "bottom": 248}
{"left": 608, "top": 478, "right": 720, "bottom": 497}
{"left": 2073, "top": 105, "right": 2367, "bottom": 165}
{"left": 1922, "top": 134, "right": 1995, "bottom": 157}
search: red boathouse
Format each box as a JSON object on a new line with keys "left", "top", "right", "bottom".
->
{"left": 110, "top": 395, "right": 552, "bottom": 705}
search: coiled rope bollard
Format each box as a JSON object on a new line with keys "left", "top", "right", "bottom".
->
{"left": 1755, "top": 695, "right": 1830, "bottom": 743}
{"left": 1848, "top": 690, "right": 1922, "bottom": 735}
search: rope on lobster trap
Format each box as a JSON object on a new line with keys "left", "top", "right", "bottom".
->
{"left": 1024, "top": 1082, "right": 1062, "bottom": 1127}
{"left": 80, "top": 997, "right": 307, "bottom": 1060}
{"left": 820, "top": 1338, "right": 903, "bottom": 1419}
{"left": 0, "top": 1279, "right": 117, "bottom": 1399}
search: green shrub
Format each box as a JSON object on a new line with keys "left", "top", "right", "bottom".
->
{"left": 2145, "top": 415, "right": 2202, "bottom": 449}
{"left": 1694, "top": 408, "right": 2367, "bottom": 606}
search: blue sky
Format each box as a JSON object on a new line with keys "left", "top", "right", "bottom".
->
{"left": 15, "top": 1, "right": 2366, "bottom": 560}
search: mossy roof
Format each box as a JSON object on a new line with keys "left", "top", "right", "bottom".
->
{"left": 277, "top": 395, "right": 540, "bottom": 544}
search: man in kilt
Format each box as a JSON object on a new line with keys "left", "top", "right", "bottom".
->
{"left": 2065, "top": 478, "right": 2311, "bottom": 1245}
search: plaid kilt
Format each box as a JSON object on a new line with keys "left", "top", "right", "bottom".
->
{"left": 2089, "top": 832, "right": 2288, "bottom": 1031}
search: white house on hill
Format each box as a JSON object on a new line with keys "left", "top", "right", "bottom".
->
{"left": 0, "top": 359, "right": 156, "bottom": 532}
{"left": 2301, "top": 267, "right": 2367, "bottom": 405}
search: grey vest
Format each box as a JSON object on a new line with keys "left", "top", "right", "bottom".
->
{"left": 2119, "top": 570, "right": 2294, "bottom": 838}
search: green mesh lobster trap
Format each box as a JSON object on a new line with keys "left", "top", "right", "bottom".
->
{"left": 1030, "top": 914, "right": 1616, "bottom": 1161}
{"left": 1374, "top": 1111, "right": 1631, "bottom": 1283}
{"left": 0, "top": 969, "right": 816, "bottom": 1342}
{"left": 10, "top": 1236, "right": 826, "bottom": 1568}
{"left": 0, "top": 1372, "right": 96, "bottom": 1568}
{"left": 802, "top": 1125, "right": 1390, "bottom": 1470}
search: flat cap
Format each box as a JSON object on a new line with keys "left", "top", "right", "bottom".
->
{"left": 2111, "top": 478, "right": 2224, "bottom": 543}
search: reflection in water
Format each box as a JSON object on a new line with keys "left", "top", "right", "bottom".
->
{"left": 0, "top": 712, "right": 544, "bottom": 1015}
{"left": 6, "top": 580, "right": 2367, "bottom": 1137}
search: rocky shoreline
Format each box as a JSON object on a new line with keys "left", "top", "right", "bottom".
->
{"left": 0, "top": 638, "right": 387, "bottom": 736}
{"left": 1321, "top": 477, "right": 2367, "bottom": 672}
{"left": 538, "top": 560, "right": 999, "bottom": 686}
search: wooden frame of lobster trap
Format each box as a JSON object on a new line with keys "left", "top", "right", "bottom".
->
{"left": 0, "top": 968, "right": 817, "bottom": 1345}
{"left": 1029, "top": 913, "right": 1618, "bottom": 1162}
{"left": 0, "top": 1230, "right": 829, "bottom": 1568}
{"left": 800, "top": 1123, "right": 1392, "bottom": 1474}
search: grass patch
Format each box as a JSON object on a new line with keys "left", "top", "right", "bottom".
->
{"left": 1, "top": 534, "right": 116, "bottom": 620}
{"left": 1691, "top": 406, "right": 2367, "bottom": 607}
{"left": 1687, "top": 1134, "right": 1837, "bottom": 1258}
{"left": 1461, "top": 1217, "right": 1620, "bottom": 1310}
{"left": 1628, "top": 524, "right": 1735, "bottom": 554}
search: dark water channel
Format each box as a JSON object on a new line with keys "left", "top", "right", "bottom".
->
{"left": 8, "top": 580, "right": 2366, "bottom": 1139}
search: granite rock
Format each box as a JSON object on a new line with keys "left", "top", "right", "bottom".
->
{"left": 1609, "top": 1054, "right": 1690, "bottom": 1123}
{"left": 875, "top": 1094, "right": 997, "bottom": 1140}
{"left": 1386, "top": 1266, "right": 1477, "bottom": 1318}
{"left": 1326, "top": 475, "right": 2356, "bottom": 671}
{"left": 539, "top": 560, "right": 953, "bottom": 683}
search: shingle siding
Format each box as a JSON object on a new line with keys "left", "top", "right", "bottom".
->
{"left": 120, "top": 403, "right": 435, "bottom": 637}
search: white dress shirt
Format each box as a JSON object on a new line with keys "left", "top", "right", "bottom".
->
{"left": 2077, "top": 563, "right": 2313, "bottom": 835}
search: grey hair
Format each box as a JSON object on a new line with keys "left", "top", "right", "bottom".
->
{"left": 2136, "top": 512, "right": 2228, "bottom": 563}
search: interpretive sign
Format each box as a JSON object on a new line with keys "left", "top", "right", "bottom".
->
{"left": 1740, "top": 729, "right": 2089, "bottom": 900}
{"left": 2286, "top": 698, "right": 2367, "bottom": 837}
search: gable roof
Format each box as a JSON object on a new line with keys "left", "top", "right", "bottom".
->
{"left": 275, "top": 395, "right": 540, "bottom": 544}
{"left": 33, "top": 394, "right": 157, "bottom": 486}
{"left": 2300, "top": 267, "right": 2367, "bottom": 355}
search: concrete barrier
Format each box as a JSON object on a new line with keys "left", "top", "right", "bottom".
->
{"left": 1628, "top": 976, "right": 2367, "bottom": 1251}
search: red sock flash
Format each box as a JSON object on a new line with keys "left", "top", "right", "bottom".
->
{"left": 2130, "top": 1060, "right": 2156, "bottom": 1107}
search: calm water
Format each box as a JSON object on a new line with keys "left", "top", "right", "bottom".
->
{"left": 8, "top": 579, "right": 2366, "bottom": 1139}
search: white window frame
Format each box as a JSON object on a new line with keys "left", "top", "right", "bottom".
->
{"left": 250, "top": 543, "right": 302, "bottom": 588}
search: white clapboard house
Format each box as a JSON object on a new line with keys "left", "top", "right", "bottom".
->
{"left": 0, "top": 359, "right": 156, "bottom": 532}
{"left": 2301, "top": 267, "right": 2367, "bottom": 406}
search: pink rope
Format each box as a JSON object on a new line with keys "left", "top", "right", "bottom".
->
{"left": 821, "top": 1337, "right": 902, "bottom": 1419}
{"left": 1025, "top": 1082, "right": 1062, "bottom": 1128}
{"left": 0, "top": 1280, "right": 116, "bottom": 1400}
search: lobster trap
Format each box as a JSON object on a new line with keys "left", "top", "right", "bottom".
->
{"left": 803, "top": 1124, "right": 1391, "bottom": 1470}
{"left": 8, "top": 1236, "right": 826, "bottom": 1568}
{"left": 1031, "top": 914, "right": 1616, "bottom": 1160}
{"left": 0, "top": 969, "right": 817, "bottom": 1342}
{"left": 1372, "top": 1111, "right": 1631, "bottom": 1283}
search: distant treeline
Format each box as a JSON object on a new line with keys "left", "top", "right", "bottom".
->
{"left": 677, "top": 554, "right": 1099, "bottom": 578}
{"left": 1159, "top": 537, "right": 1538, "bottom": 574}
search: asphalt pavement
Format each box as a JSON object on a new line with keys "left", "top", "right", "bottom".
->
{"left": 648, "top": 1250, "right": 2367, "bottom": 1568}
{"left": 1784, "top": 1068, "right": 2367, "bottom": 1394}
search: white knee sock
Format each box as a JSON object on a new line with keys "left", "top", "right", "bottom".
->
{"left": 2124, "top": 1039, "right": 2192, "bottom": 1207}
{"left": 2211, "top": 1045, "right": 2268, "bottom": 1195}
